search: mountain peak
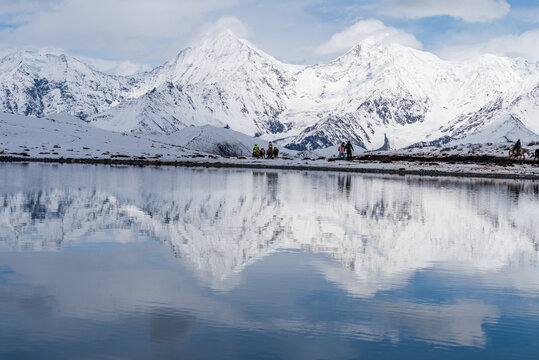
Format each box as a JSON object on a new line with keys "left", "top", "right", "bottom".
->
{"left": 195, "top": 30, "right": 255, "bottom": 57}
{"left": 211, "top": 29, "right": 242, "bottom": 43}
{"left": 347, "top": 36, "right": 419, "bottom": 58}
{"left": 0, "top": 50, "right": 61, "bottom": 73}
{"left": 164, "top": 29, "right": 284, "bottom": 80}
{"left": 10, "top": 49, "right": 68, "bottom": 62}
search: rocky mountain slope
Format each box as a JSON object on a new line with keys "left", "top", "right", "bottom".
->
{"left": 0, "top": 32, "right": 538, "bottom": 151}
{"left": 0, "top": 50, "right": 136, "bottom": 119}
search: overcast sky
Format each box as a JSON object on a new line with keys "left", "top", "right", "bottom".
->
{"left": 0, "top": 0, "right": 538, "bottom": 75}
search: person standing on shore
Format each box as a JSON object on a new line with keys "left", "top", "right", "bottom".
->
{"left": 345, "top": 141, "right": 354, "bottom": 161}
{"left": 338, "top": 142, "right": 345, "bottom": 160}
{"left": 268, "top": 141, "right": 273, "bottom": 159}
{"left": 513, "top": 139, "right": 521, "bottom": 153}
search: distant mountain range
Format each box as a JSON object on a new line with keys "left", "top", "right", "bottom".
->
{"left": 1, "top": 30, "right": 538, "bottom": 150}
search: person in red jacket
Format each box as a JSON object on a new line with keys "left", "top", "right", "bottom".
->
{"left": 338, "top": 142, "right": 345, "bottom": 160}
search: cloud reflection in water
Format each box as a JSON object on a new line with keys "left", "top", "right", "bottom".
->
{"left": 0, "top": 164, "right": 538, "bottom": 357}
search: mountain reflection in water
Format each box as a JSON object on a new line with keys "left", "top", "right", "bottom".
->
{"left": 0, "top": 163, "right": 538, "bottom": 359}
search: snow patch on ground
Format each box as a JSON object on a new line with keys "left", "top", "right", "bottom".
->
{"left": 0, "top": 112, "right": 196, "bottom": 160}
{"left": 155, "top": 125, "right": 294, "bottom": 158}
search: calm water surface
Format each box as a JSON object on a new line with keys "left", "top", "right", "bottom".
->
{"left": 0, "top": 163, "right": 538, "bottom": 359}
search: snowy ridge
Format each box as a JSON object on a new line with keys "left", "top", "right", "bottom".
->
{"left": 91, "top": 31, "right": 296, "bottom": 135}
{"left": 452, "top": 114, "right": 539, "bottom": 145}
{"left": 0, "top": 112, "right": 196, "bottom": 159}
{"left": 0, "top": 32, "right": 538, "bottom": 150}
{"left": 0, "top": 50, "right": 136, "bottom": 119}
{"left": 0, "top": 112, "right": 287, "bottom": 159}
{"left": 158, "top": 125, "right": 279, "bottom": 157}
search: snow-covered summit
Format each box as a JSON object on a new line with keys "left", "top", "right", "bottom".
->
{"left": 0, "top": 50, "right": 100, "bottom": 79}
{"left": 0, "top": 49, "right": 135, "bottom": 119}
{"left": 1, "top": 32, "right": 539, "bottom": 150}
{"left": 171, "top": 30, "right": 292, "bottom": 82}
{"left": 92, "top": 31, "right": 295, "bottom": 135}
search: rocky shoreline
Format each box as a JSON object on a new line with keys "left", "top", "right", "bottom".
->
{"left": 1, "top": 154, "right": 538, "bottom": 181}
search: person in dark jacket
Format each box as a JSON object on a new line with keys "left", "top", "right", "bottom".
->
{"left": 345, "top": 141, "right": 354, "bottom": 161}
{"left": 513, "top": 139, "right": 522, "bottom": 152}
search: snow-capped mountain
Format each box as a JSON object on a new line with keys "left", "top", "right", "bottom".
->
{"left": 0, "top": 50, "right": 138, "bottom": 119}
{"left": 91, "top": 31, "right": 295, "bottom": 135}
{"left": 451, "top": 114, "right": 539, "bottom": 145}
{"left": 1, "top": 32, "right": 538, "bottom": 150}
{"left": 284, "top": 42, "right": 539, "bottom": 150}
{"left": 504, "top": 82, "right": 539, "bottom": 135}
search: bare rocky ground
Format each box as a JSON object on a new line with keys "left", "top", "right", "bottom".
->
{"left": 2, "top": 150, "right": 538, "bottom": 180}
{"left": 354, "top": 153, "right": 538, "bottom": 167}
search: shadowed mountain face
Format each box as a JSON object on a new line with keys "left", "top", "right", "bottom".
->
{"left": 1, "top": 164, "right": 537, "bottom": 294}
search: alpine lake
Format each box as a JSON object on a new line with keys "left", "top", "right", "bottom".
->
{"left": 1, "top": 163, "right": 538, "bottom": 359}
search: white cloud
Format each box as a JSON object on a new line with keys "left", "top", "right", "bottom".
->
{"left": 191, "top": 16, "right": 250, "bottom": 43}
{"left": 436, "top": 29, "right": 539, "bottom": 62}
{"left": 512, "top": 8, "right": 539, "bottom": 23}
{"left": 381, "top": 0, "right": 510, "bottom": 22}
{"left": 80, "top": 58, "right": 153, "bottom": 76}
{"left": 314, "top": 19, "right": 422, "bottom": 55}
{"left": 0, "top": 0, "right": 532, "bottom": 67}
{"left": 0, "top": 0, "right": 241, "bottom": 63}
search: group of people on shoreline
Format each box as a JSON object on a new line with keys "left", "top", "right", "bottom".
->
{"left": 253, "top": 140, "right": 356, "bottom": 160}
{"left": 252, "top": 139, "right": 535, "bottom": 162}
{"left": 252, "top": 141, "right": 279, "bottom": 159}
{"left": 338, "top": 141, "right": 354, "bottom": 160}
{"left": 253, "top": 140, "right": 355, "bottom": 160}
